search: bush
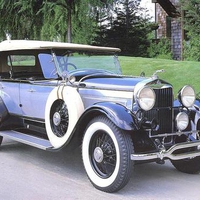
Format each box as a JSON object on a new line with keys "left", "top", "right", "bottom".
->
{"left": 148, "top": 38, "right": 172, "bottom": 59}
{"left": 183, "top": 36, "right": 200, "bottom": 61}
{"left": 181, "top": 0, "right": 200, "bottom": 61}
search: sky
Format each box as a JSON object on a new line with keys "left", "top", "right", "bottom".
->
{"left": 140, "top": 0, "right": 155, "bottom": 19}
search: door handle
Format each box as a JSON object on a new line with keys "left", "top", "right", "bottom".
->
{"left": 28, "top": 89, "right": 36, "bottom": 92}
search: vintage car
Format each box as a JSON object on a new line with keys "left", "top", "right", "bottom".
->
{"left": 0, "top": 39, "right": 200, "bottom": 193}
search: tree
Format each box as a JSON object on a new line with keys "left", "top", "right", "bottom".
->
{"left": 181, "top": 0, "right": 200, "bottom": 61}
{"left": 0, "top": 0, "right": 115, "bottom": 43}
{"left": 0, "top": 0, "right": 18, "bottom": 40}
{"left": 72, "top": 1, "right": 115, "bottom": 44}
{"left": 40, "top": 0, "right": 115, "bottom": 43}
{"left": 95, "top": 0, "right": 155, "bottom": 56}
{"left": 0, "top": 0, "right": 43, "bottom": 40}
{"left": 39, "top": 0, "right": 76, "bottom": 42}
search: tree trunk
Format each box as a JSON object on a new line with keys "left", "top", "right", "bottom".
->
{"left": 67, "top": 7, "right": 72, "bottom": 43}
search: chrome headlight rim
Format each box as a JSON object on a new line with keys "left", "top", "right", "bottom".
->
{"left": 178, "top": 85, "right": 195, "bottom": 108}
{"left": 136, "top": 87, "right": 156, "bottom": 111}
{"left": 176, "top": 112, "right": 189, "bottom": 131}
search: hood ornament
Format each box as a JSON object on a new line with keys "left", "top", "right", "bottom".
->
{"left": 152, "top": 69, "right": 165, "bottom": 79}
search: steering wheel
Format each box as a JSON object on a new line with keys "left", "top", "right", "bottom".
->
{"left": 65, "top": 63, "right": 77, "bottom": 71}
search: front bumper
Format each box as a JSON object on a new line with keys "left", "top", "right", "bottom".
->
{"left": 131, "top": 140, "right": 200, "bottom": 161}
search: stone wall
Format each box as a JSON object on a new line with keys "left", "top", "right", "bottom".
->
{"left": 156, "top": 4, "right": 167, "bottom": 38}
{"left": 171, "top": 18, "right": 182, "bottom": 60}
{"left": 155, "top": 0, "right": 182, "bottom": 60}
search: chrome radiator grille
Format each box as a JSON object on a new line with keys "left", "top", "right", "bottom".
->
{"left": 144, "top": 87, "right": 173, "bottom": 135}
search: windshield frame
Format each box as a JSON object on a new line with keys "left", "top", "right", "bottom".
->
{"left": 38, "top": 50, "right": 122, "bottom": 79}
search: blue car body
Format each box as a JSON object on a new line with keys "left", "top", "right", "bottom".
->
{"left": 0, "top": 40, "right": 200, "bottom": 192}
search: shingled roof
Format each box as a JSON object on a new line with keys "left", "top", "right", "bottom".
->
{"left": 153, "top": 0, "right": 181, "bottom": 17}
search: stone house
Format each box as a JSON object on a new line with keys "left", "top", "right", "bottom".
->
{"left": 152, "top": 0, "right": 184, "bottom": 60}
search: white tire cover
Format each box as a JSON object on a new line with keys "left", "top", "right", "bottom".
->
{"left": 45, "top": 86, "right": 84, "bottom": 149}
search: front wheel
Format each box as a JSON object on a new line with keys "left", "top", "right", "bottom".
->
{"left": 171, "top": 156, "right": 200, "bottom": 174}
{"left": 82, "top": 116, "right": 134, "bottom": 193}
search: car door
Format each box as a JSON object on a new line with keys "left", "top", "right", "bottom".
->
{"left": 19, "top": 80, "right": 55, "bottom": 120}
{"left": 19, "top": 53, "right": 59, "bottom": 120}
{"left": 0, "top": 80, "right": 22, "bottom": 115}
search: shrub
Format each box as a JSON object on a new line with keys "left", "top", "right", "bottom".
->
{"left": 181, "top": 0, "right": 200, "bottom": 61}
{"left": 183, "top": 36, "right": 200, "bottom": 61}
{"left": 148, "top": 38, "right": 172, "bottom": 59}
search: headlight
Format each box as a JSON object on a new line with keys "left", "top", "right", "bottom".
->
{"left": 178, "top": 85, "right": 195, "bottom": 108}
{"left": 137, "top": 87, "right": 156, "bottom": 111}
{"left": 176, "top": 112, "right": 189, "bottom": 131}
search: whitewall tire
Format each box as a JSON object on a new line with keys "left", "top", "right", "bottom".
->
{"left": 82, "top": 115, "right": 133, "bottom": 192}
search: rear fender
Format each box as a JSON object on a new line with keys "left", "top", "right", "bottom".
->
{"left": 0, "top": 97, "right": 9, "bottom": 125}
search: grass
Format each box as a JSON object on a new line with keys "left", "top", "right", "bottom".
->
{"left": 119, "top": 56, "right": 200, "bottom": 96}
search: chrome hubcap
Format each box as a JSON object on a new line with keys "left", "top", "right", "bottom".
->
{"left": 93, "top": 147, "right": 104, "bottom": 163}
{"left": 53, "top": 112, "right": 61, "bottom": 126}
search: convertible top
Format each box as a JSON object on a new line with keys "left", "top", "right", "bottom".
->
{"left": 0, "top": 40, "right": 121, "bottom": 53}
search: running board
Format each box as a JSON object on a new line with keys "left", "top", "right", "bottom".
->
{"left": 0, "top": 130, "right": 53, "bottom": 150}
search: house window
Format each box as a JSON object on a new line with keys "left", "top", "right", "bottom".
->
{"left": 166, "top": 16, "right": 171, "bottom": 38}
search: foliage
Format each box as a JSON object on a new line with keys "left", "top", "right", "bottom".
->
{"left": 71, "top": 0, "right": 114, "bottom": 44}
{"left": 0, "top": 0, "right": 156, "bottom": 56}
{"left": 0, "top": 0, "right": 155, "bottom": 57}
{"left": 0, "top": 0, "right": 114, "bottom": 43}
{"left": 181, "top": 0, "right": 200, "bottom": 61}
{"left": 183, "top": 39, "right": 200, "bottom": 61}
{"left": 0, "top": 0, "right": 43, "bottom": 40}
{"left": 94, "top": 0, "right": 155, "bottom": 57}
{"left": 148, "top": 38, "right": 172, "bottom": 59}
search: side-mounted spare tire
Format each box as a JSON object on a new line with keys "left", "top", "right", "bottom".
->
{"left": 82, "top": 115, "right": 134, "bottom": 193}
{"left": 45, "top": 86, "right": 84, "bottom": 149}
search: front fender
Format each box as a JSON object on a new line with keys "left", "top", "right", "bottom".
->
{"left": 81, "top": 102, "right": 139, "bottom": 131}
{"left": 174, "top": 99, "right": 200, "bottom": 131}
{"left": 193, "top": 104, "right": 200, "bottom": 131}
{"left": 174, "top": 99, "right": 198, "bottom": 131}
{"left": 194, "top": 99, "right": 200, "bottom": 108}
{"left": 174, "top": 99, "right": 200, "bottom": 108}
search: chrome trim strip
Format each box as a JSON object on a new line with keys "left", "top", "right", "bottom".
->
{"left": 148, "top": 130, "right": 198, "bottom": 138}
{"left": 131, "top": 140, "right": 200, "bottom": 161}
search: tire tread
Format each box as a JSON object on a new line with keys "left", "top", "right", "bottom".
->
{"left": 82, "top": 115, "right": 134, "bottom": 193}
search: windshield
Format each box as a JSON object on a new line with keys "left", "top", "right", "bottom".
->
{"left": 38, "top": 51, "right": 122, "bottom": 79}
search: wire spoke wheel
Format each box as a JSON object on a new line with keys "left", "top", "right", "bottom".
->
{"left": 90, "top": 131, "right": 116, "bottom": 178}
{"left": 82, "top": 115, "right": 133, "bottom": 193}
{"left": 50, "top": 99, "right": 69, "bottom": 137}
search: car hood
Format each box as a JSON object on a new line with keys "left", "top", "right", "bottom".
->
{"left": 82, "top": 75, "right": 171, "bottom": 92}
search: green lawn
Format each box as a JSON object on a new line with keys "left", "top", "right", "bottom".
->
{"left": 119, "top": 56, "right": 200, "bottom": 96}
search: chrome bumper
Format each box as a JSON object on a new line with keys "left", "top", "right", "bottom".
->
{"left": 131, "top": 141, "right": 200, "bottom": 161}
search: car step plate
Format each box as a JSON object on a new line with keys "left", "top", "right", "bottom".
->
{"left": 0, "top": 130, "right": 53, "bottom": 150}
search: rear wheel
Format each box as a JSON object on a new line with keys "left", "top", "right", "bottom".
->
{"left": 0, "top": 136, "right": 2, "bottom": 145}
{"left": 82, "top": 115, "right": 133, "bottom": 193}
